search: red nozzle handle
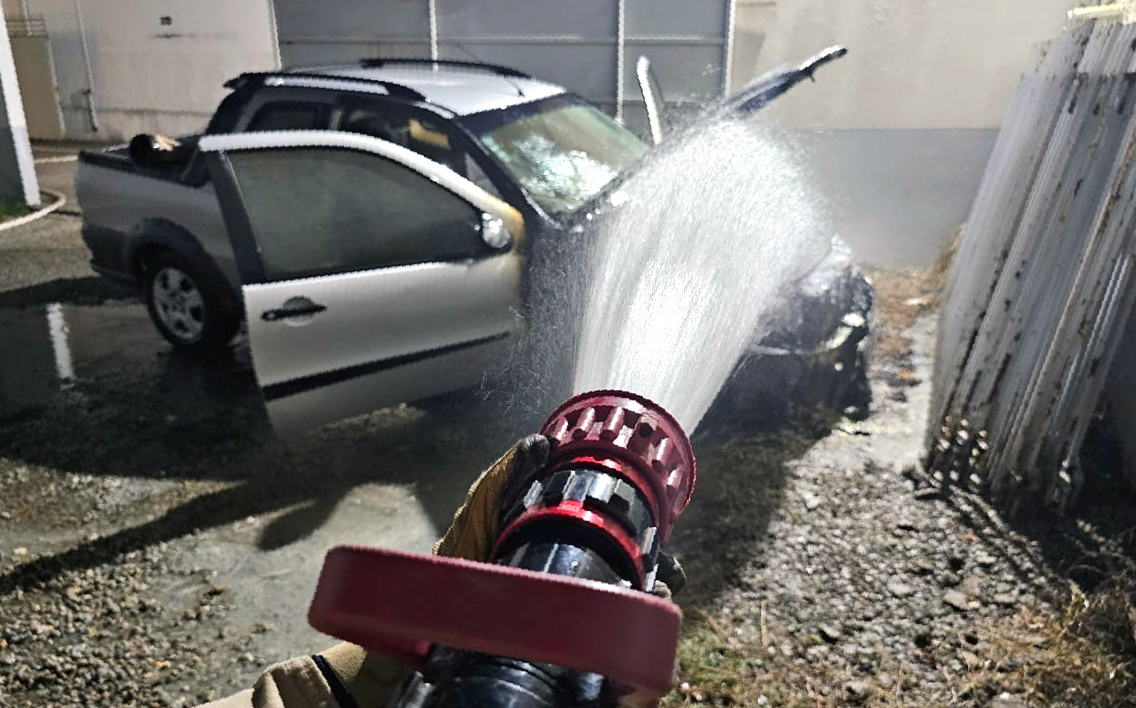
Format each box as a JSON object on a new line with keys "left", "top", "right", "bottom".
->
{"left": 309, "top": 546, "right": 680, "bottom": 707}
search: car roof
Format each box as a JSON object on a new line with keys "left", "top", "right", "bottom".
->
{"left": 276, "top": 60, "right": 566, "bottom": 116}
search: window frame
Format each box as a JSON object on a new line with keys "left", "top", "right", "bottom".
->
{"left": 245, "top": 100, "right": 332, "bottom": 133}
{"left": 213, "top": 145, "right": 493, "bottom": 284}
{"left": 334, "top": 96, "right": 512, "bottom": 198}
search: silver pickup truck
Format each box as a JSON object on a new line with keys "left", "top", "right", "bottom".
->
{"left": 77, "top": 54, "right": 873, "bottom": 433}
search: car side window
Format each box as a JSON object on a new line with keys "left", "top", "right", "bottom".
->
{"left": 337, "top": 102, "right": 502, "bottom": 198}
{"left": 226, "top": 147, "right": 485, "bottom": 280}
{"left": 247, "top": 102, "right": 328, "bottom": 132}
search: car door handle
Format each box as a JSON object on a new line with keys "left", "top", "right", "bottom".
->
{"left": 261, "top": 298, "right": 328, "bottom": 322}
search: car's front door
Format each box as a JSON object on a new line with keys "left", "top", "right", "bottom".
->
{"left": 199, "top": 130, "right": 525, "bottom": 433}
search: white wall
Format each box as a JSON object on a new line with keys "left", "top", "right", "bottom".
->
{"left": 723, "top": 0, "right": 1083, "bottom": 266}
{"left": 733, "top": 0, "right": 1079, "bottom": 129}
{"left": 8, "top": 0, "right": 279, "bottom": 140}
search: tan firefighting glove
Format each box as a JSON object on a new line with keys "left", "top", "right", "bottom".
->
{"left": 432, "top": 433, "right": 551, "bottom": 560}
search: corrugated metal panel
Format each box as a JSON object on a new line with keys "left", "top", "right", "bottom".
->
{"left": 274, "top": 0, "right": 730, "bottom": 133}
{"left": 928, "top": 21, "right": 1136, "bottom": 512}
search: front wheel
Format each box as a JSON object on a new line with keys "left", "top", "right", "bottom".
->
{"left": 144, "top": 252, "right": 240, "bottom": 351}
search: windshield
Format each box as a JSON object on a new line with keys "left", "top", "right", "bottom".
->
{"left": 461, "top": 95, "right": 648, "bottom": 215}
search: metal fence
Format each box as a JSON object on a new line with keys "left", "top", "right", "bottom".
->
{"left": 927, "top": 20, "right": 1136, "bottom": 513}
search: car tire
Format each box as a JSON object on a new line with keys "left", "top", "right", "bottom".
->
{"left": 144, "top": 251, "right": 240, "bottom": 351}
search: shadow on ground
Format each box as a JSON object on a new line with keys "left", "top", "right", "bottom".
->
{"left": 0, "top": 275, "right": 840, "bottom": 618}
{"left": 0, "top": 322, "right": 535, "bottom": 583}
{"left": 0, "top": 276, "right": 136, "bottom": 309}
{"left": 671, "top": 413, "right": 833, "bottom": 614}
{"left": 0, "top": 279, "right": 531, "bottom": 591}
{"left": 934, "top": 415, "right": 1136, "bottom": 602}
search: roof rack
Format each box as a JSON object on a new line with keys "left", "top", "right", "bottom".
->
{"left": 223, "top": 72, "right": 427, "bottom": 102}
{"left": 357, "top": 57, "right": 530, "bottom": 79}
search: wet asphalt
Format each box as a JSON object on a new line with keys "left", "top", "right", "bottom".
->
{"left": 1, "top": 147, "right": 528, "bottom": 678}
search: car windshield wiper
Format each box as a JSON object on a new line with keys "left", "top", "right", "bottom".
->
{"left": 713, "top": 45, "right": 848, "bottom": 118}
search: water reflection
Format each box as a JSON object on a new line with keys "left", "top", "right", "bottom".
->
{"left": 0, "top": 301, "right": 201, "bottom": 420}
{"left": 46, "top": 303, "right": 76, "bottom": 382}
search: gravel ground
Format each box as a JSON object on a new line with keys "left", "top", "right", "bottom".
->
{"left": 671, "top": 317, "right": 1050, "bottom": 705}
{"left": 0, "top": 536, "right": 246, "bottom": 707}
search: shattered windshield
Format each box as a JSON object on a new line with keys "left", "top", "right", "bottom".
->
{"left": 462, "top": 95, "right": 648, "bottom": 215}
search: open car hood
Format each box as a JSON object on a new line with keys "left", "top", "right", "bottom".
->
{"left": 577, "top": 46, "right": 848, "bottom": 219}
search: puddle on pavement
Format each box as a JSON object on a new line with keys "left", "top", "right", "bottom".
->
{"left": 0, "top": 301, "right": 259, "bottom": 421}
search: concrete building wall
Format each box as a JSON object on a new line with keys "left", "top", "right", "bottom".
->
{"left": 6, "top": 0, "right": 279, "bottom": 141}
{"left": 275, "top": 0, "right": 1081, "bottom": 267}
{"left": 2, "top": 0, "right": 1082, "bottom": 261}
{"left": 730, "top": 0, "right": 1080, "bottom": 266}
{"left": 10, "top": 34, "right": 64, "bottom": 140}
{"left": 733, "top": 0, "right": 1077, "bottom": 130}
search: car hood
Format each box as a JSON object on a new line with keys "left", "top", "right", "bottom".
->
{"left": 573, "top": 46, "right": 849, "bottom": 221}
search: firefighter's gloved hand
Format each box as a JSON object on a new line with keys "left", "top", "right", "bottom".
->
{"left": 650, "top": 551, "right": 686, "bottom": 600}
{"left": 432, "top": 433, "right": 550, "bottom": 562}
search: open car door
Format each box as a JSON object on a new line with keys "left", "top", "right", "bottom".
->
{"left": 199, "top": 130, "right": 524, "bottom": 434}
{"left": 635, "top": 55, "right": 668, "bottom": 146}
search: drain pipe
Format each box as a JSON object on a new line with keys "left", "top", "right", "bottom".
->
{"left": 1068, "top": 1, "right": 1136, "bottom": 23}
{"left": 265, "top": 0, "right": 283, "bottom": 69}
{"left": 723, "top": 0, "right": 737, "bottom": 96}
{"left": 72, "top": 0, "right": 98, "bottom": 132}
{"left": 428, "top": 0, "right": 439, "bottom": 62}
{"left": 615, "top": 0, "right": 625, "bottom": 122}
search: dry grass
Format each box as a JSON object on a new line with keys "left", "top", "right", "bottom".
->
{"left": 665, "top": 569, "right": 1136, "bottom": 707}
{"left": 664, "top": 610, "right": 928, "bottom": 708}
{"left": 964, "top": 586, "right": 1136, "bottom": 707}
{"left": 866, "top": 227, "right": 959, "bottom": 366}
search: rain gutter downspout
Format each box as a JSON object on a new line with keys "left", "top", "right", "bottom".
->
{"left": 428, "top": 0, "right": 439, "bottom": 62}
{"left": 266, "top": 0, "right": 283, "bottom": 69}
{"left": 723, "top": 0, "right": 737, "bottom": 96}
{"left": 615, "top": 0, "right": 626, "bottom": 122}
{"left": 73, "top": 0, "right": 98, "bottom": 132}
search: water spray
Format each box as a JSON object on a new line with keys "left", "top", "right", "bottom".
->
{"left": 308, "top": 389, "right": 697, "bottom": 708}
{"left": 308, "top": 45, "right": 851, "bottom": 708}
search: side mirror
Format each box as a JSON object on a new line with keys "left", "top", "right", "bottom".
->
{"left": 481, "top": 213, "right": 514, "bottom": 250}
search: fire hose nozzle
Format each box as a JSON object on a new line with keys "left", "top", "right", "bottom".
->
{"left": 309, "top": 390, "right": 698, "bottom": 707}
{"left": 541, "top": 390, "right": 697, "bottom": 543}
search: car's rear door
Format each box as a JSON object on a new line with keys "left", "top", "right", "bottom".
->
{"left": 198, "top": 130, "right": 524, "bottom": 433}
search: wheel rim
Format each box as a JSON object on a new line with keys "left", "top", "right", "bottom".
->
{"left": 151, "top": 266, "right": 206, "bottom": 343}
